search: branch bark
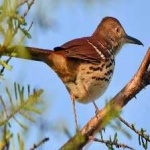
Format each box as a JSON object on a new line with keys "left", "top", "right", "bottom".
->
{"left": 60, "top": 48, "right": 150, "bottom": 149}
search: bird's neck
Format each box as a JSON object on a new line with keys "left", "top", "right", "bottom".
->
{"left": 92, "top": 34, "right": 122, "bottom": 56}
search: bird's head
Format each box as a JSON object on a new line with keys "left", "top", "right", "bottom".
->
{"left": 93, "top": 17, "right": 143, "bottom": 55}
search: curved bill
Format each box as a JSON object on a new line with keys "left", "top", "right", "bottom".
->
{"left": 125, "top": 34, "right": 143, "bottom": 46}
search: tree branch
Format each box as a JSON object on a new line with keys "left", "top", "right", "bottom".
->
{"left": 60, "top": 48, "right": 150, "bottom": 149}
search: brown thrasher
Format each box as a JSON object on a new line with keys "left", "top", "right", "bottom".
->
{"left": 14, "top": 17, "right": 143, "bottom": 128}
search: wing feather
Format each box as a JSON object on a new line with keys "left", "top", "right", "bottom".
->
{"left": 54, "top": 37, "right": 111, "bottom": 64}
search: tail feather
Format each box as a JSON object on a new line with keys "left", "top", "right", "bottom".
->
{"left": 6, "top": 46, "right": 52, "bottom": 61}
{"left": 25, "top": 46, "right": 52, "bottom": 61}
{"left": 6, "top": 46, "right": 75, "bottom": 83}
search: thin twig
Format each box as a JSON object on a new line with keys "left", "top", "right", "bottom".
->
{"left": 0, "top": 56, "right": 12, "bottom": 74}
{"left": 20, "top": 21, "right": 33, "bottom": 43}
{"left": 0, "top": 57, "right": 12, "bottom": 75}
{"left": 0, "top": 96, "right": 9, "bottom": 118}
{"left": 118, "top": 116, "right": 150, "bottom": 142}
{"left": 23, "top": 0, "right": 35, "bottom": 17}
{"left": 17, "top": 0, "right": 28, "bottom": 8}
{"left": 30, "top": 137, "right": 49, "bottom": 150}
{"left": 14, "top": 0, "right": 34, "bottom": 36}
{"left": 89, "top": 136, "right": 135, "bottom": 150}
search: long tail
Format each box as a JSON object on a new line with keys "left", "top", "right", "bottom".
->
{"left": 7, "top": 46, "right": 73, "bottom": 82}
{"left": 6, "top": 46, "right": 52, "bottom": 61}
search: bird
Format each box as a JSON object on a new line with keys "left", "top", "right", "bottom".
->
{"left": 13, "top": 17, "right": 143, "bottom": 129}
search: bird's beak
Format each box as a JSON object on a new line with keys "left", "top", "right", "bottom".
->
{"left": 124, "top": 34, "right": 143, "bottom": 46}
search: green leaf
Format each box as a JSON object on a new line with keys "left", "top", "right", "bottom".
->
{"left": 13, "top": 117, "right": 27, "bottom": 130}
{"left": 6, "top": 87, "right": 14, "bottom": 109}
{"left": 19, "top": 111, "right": 35, "bottom": 122}
{"left": 0, "top": 60, "right": 12, "bottom": 70}
{"left": 17, "top": 134, "right": 25, "bottom": 150}
{"left": 20, "top": 28, "right": 32, "bottom": 39}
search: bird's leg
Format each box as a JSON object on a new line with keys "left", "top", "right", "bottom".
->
{"left": 71, "top": 95, "right": 79, "bottom": 132}
{"left": 83, "top": 84, "right": 99, "bottom": 114}
{"left": 92, "top": 100, "right": 99, "bottom": 114}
